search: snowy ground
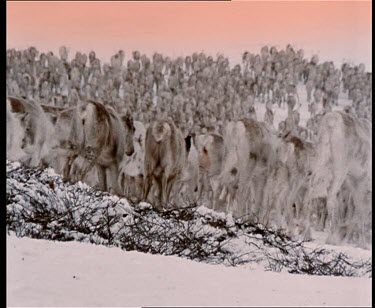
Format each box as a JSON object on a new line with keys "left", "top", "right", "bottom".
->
{"left": 7, "top": 235, "right": 371, "bottom": 307}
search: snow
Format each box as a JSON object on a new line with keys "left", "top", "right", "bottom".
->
{"left": 7, "top": 235, "right": 371, "bottom": 307}
{"left": 307, "top": 230, "right": 372, "bottom": 261}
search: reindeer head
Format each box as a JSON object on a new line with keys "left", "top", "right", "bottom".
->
{"left": 19, "top": 112, "right": 36, "bottom": 149}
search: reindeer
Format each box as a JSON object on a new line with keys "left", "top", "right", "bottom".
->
{"left": 264, "top": 99, "right": 274, "bottom": 128}
{"left": 62, "top": 100, "right": 135, "bottom": 195}
{"left": 170, "top": 134, "right": 200, "bottom": 205}
{"left": 6, "top": 102, "right": 24, "bottom": 161}
{"left": 262, "top": 132, "right": 316, "bottom": 233}
{"left": 7, "top": 96, "right": 54, "bottom": 167}
{"left": 195, "top": 133, "right": 225, "bottom": 209}
{"left": 305, "top": 111, "right": 372, "bottom": 247}
{"left": 143, "top": 120, "right": 187, "bottom": 208}
{"left": 118, "top": 120, "right": 147, "bottom": 201}
{"left": 216, "top": 118, "right": 275, "bottom": 219}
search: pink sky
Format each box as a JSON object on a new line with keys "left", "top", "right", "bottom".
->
{"left": 7, "top": 1, "right": 372, "bottom": 69}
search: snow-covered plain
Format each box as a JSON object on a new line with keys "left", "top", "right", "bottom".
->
{"left": 7, "top": 235, "right": 372, "bottom": 307}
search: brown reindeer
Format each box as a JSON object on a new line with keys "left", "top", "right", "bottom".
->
{"left": 143, "top": 120, "right": 187, "bottom": 208}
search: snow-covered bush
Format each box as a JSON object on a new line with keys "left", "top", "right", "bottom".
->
{"left": 6, "top": 160, "right": 372, "bottom": 277}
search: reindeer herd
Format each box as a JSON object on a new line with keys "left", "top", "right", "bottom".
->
{"left": 6, "top": 91, "right": 372, "bottom": 248}
{"left": 6, "top": 45, "right": 373, "bottom": 248}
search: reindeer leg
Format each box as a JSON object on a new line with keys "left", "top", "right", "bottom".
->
{"left": 62, "top": 153, "right": 78, "bottom": 182}
{"left": 216, "top": 184, "right": 228, "bottom": 213}
{"left": 118, "top": 170, "right": 126, "bottom": 197}
{"left": 260, "top": 172, "right": 276, "bottom": 225}
{"left": 107, "top": 162, "right": 121, "bottom": 195}
{"left": 96, "top": 165, "right": 107, "bottom": 192}
{"left": 29, "top": 148, "right": 41, "bottom": 167}
{"left": 159, "top": 175, "right": 167, "bottom": 208}
{"left": 325, "top": 180, "right": 347, "bottom": 245}
{"left": 345, "top": 176, "right": 370, "bottom": 248}
{"left": 165, "top": 175, "right": 177, "bottom": 207}
{"left": 143, "top": 175, "right": 153, "bottom": 204}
